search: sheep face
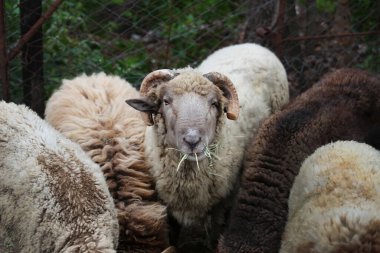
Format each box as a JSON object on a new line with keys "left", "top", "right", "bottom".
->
{"left": 160, "top": 85, "right": 222, "bottom": 161}
{"left": 126, "top": 69, "right": 239, "bottom": 162}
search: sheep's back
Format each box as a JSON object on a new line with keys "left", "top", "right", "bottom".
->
{"left": 45, "top": 72, "right": 141, "bottom": 137}
{"left": 281, "top": 141, "right": 380, "bottom": 253}
{"left": 197, "top": 43, "right": 289, "bottom": 113}
{"left": 0, "top": 101, "right": 118, "bottom": 253}
{"left": 219, "top": 68, "right": 380, "bottom": 253}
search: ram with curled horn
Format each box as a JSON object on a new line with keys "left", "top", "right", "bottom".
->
{"left": 126, "top": 43, "right": 289, "bottom": 252}
{"left": 127, "top": 69, "right": 239, "bottom": 125}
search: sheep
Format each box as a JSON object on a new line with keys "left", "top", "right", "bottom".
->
{"left": 0, "top": 101, "right": 119, "bottom": 253}
{"left": 126, "top": 43, "right": 289, "bottom": 250}
{"left": 217, "top": 68, "right": 380, "bottom": 253}
{"left": 280, "top": 140, "right": 380, "bottom": 253}
{"left": 44, "top": 72, "right": 171, "bottom": 253}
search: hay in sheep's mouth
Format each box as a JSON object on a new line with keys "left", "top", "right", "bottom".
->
{"left": 167, "top": 144, "right": 220, "bottom": 173}
{"left": 186, "top": 152, "right": 206, "bottom": 161}
{"left": 176, "top": 153, "right": 189, "bottom": 172}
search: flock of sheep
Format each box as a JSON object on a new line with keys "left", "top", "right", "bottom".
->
{"left": 0, "top": 43, "right": 379, "bottom": 253}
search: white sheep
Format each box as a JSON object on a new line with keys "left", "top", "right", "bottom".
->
{"left": 0, "top": 101, "right": 119, "bottom": 253}
{"left": 44, "top": 72, "right": 170, "bottom": 252}
{"left": 280, "top": 140, "right": 380, "bottom": 253}
{"left": 126, "top": 43, "right": 289, "bottom": 242}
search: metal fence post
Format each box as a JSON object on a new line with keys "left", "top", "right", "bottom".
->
{"left": 20, "top": 0, "right": 44, "bottom": 116}
{"left": 0, "top": 0, "right": 10, "bottom": 101}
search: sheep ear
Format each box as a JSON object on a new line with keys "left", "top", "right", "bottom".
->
{"left": 126, "top": 99, "right": 158, "bottom": 126}
{"left": 138, "top": 69, "right": 178, "bottom": 126}
{"left": 203, "top": 72, "right": 240, "bottom": 120}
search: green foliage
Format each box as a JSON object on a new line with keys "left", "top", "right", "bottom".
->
{"left": 349, "top": 0, "right": 380, "bottom": 72}
{"left": 312, "top": 0, "right": 379, "bottom": 72}
{"left": 4, "top": 1, "right": 20, "bottom": 43}
{"left": 41, "top": 0, "right": 245, "bottom": 96}
{"left": 4, "top": 0, "right": 379, "bottom": 104}
{"left": 5, "top": 1, "right": 22, "bottom": 102}
{"left": 160, "top": 1, "right": 242, "bottom": 67}
{"left": 358, "top": 41, "right": 380, "bottom": 73}
{"left": 350, "top": 0, "right": 379, "bottom": 31}
{"left": 316, "top": 0, "right": 336, "bottom": 13}
{"left": 43, "top": 1, "right": 131, "bottom": 96}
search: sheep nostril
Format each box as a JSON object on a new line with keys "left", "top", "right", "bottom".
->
{"left": 183, "top": 135, "right": 201, "bottom": 151}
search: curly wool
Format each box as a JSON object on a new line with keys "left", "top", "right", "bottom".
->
{"left": 45, "top": 72, "right": 169, "bottom": 252}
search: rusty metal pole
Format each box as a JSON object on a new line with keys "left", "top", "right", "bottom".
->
{"left": 274, "top": 0, "right": 286, "bottom": 57}
{"left": 8, "top": 0, "right": 63, "bottom": 62}
{"left": 255, "top": 0, "right": 286, "bottom": 57}
{"left": 20, "top": 0, "right": 44, "bottom": 116}
{"left": 0, "top": 0, "right": 10, "bottom": 101}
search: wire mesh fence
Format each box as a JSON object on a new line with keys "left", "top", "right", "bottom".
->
{"left": 1, "top": 0, "right": 380, "bottom": 115}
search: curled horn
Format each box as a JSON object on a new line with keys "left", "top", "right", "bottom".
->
{"left": 203, "top": 72, "right": 239, "bottom": 120}
{"left": 140, "top": 69, "right": 177, "bottom": 125}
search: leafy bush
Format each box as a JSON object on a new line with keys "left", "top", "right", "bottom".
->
{"left": 4, "top": 0, "right": 379, "bottom": 104}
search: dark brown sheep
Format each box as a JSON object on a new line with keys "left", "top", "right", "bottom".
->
{"left": 217, "top": 68, "right": 380, "bottom": 253}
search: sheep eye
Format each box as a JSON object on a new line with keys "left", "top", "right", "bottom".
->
{"left": 163, "top": 99, "right": 170, "bottom": 105}
{"left": 211, "top": 101, "right": 219, "bottom": 108}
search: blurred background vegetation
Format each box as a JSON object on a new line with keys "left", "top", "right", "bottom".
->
{"left": 3, "top": 0, "right": 380, "bottom": 112}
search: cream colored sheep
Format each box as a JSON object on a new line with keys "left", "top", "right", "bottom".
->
{"left": 126, "top": 43, "right": 289, "bottom": 250}
{"left": 127, "top": 43, "right": 289, "bottom": 226}
{"left": 281, "top": 141, "right": 380, "bottom": 253}
{"left": 45, "top": 72, "right": 170, "bottom": 253}
{"left": 0, "top": 101, "right": 119, "bottom": 253}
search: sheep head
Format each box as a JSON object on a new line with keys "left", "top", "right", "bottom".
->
{"left": 126, "top": 68, "right": 239, "bottom": 161}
